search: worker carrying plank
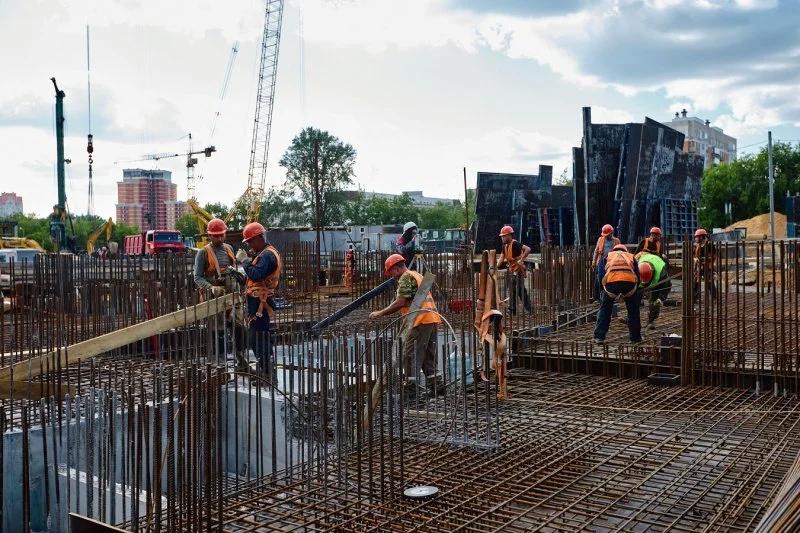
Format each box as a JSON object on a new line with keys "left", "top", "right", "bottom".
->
{"left": 238, "top": 222, "right": 282, "bottom": 376}
{"left": 635, "top": 226, "right": 664, "bottom": 259}
{"left": 637, "top": 253, "right": 670, "bottom": 330}
{"left": 693, "top": 228, "right": 717, "bottom": 302}
{"left": 593, "top": 244, "right": 642, "bottom": 344}
{"left": 369, "top": 253, "right": 445, "bottom": 399}
{"left": 592, "top": 224, "right": 621, "bottom": 301}
{"left": 193, "top": 218, "right": 237, "bottom": 297}
{"left": 496, "top": 225, "right": 531, "bottom": 315}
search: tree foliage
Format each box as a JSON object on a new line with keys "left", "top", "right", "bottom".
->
{"left": 699, "top": 142, "right": 800, "bottom": 229}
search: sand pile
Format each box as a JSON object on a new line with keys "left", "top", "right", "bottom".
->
{"left": 724, "top": 212, "right": 787, "bottom": 240}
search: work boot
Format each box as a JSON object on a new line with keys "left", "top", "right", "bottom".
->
{"left": 425, "top": 375, "right": 447, "bottom": 397}
{"left": 646, "top": 322, "right": 656, "bottom": 331}
{"left": 404, "top": 381, "right": 422, "bottom": 402}
{"left": 593, "top": 338, "right": 605, "bottom": 346}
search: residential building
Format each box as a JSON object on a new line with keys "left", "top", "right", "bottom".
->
{"left": 344, "top": 190, "right": 459, "bottom": 207}
{"left": 116, "top": 169, "right": 186, "bottom": 230}
{"left": 669, "top": 109, "right": 737, "bottom": 169}
{"left": 0, "top": 192, "right": 23, "bottom": 217}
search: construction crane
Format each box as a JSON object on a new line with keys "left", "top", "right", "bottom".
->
{"left": 86, "top": 217, "right": 114, "bottom": 254}
{"left": 228, "top": 0, "right": 284, "bottom": 224}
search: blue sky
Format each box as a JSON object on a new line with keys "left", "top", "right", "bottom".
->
{"left": 1, "top": 0, "right": 798, "bottom": 219}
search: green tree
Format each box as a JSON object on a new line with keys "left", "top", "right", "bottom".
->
{"left": 279, "top": 127, "right": 357, "bottom": 227}
{"left": 418, "top": 202, "right": 464, "bottom": 230}
{"left": 175, "top": 213, "right": 198, "bottom": 238}
{"left": 261, "top": 188, "right": 308, "bottom": 227}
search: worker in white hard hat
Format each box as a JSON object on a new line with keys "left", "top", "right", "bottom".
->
{"left": 395, "top": 221, "right": 422, "bottom": 268}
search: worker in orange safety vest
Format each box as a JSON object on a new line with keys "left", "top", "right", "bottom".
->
{"left": 635, "top": 226, "right": 664, "bottom": 259}
{"left": 193, "top": 218, "right": 237, "bottom": 297}
{"left": 496, "top": 225, "right": 531, "bottom": 315}
{"left": 593, "top": 244, "right": 642, "bottom": 344}
{"left": 692, "top": 228, "right": 717, "bottom": 302}
{"left": 592, "top": 224, "right": 621, "bottom": 301}
{"left": 369, "top": 254, "right": 445, "bottom": 399}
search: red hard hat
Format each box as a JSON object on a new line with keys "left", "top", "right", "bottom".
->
{"left": 639, "top": 261, "right": 653, "bottom": 284}
{"left": 384, "top": 253, "right": 405, "bottom": 276}
{"left": 242, "top": 222, "right": 267, "bottom": 242}
{"left": 694, "top": 228, "right": 708, "bottom": 238}
{"left": 206, "top": 218, "right": 227, "bottom": 236}
{"left": 612, "top": 244, "right": 628, "bottom": 252}
{"left": 499, "top": 225, "right": 514, "bottom": 237}
{"left": 649, "top": 227, "right": 662, "bottom": 236}
{"left": 601, "top": 224, "right": 614, "bottom": 236}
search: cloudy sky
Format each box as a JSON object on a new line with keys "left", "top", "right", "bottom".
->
{"left": 1, "top": 0, "right": 799, "bottom": 219}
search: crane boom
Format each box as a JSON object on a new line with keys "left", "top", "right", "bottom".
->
{"left": 234, "top": 0, "right": 284, "bottom": 223}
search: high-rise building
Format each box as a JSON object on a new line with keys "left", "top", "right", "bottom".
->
{"left": 669, "top": 109, "right": 737, "bottom": 169}
{"left": 0, "top": 192, "right": 23, "bottom": 217}
{"left": 116, "top": 169, "right": 187, "bottom": 230}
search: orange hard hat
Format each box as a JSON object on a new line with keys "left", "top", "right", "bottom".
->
{"left": 499, "top": 225, "right": 514, "bottom": 237}
{"left": 206, "top": 218, "right": 227, "bottom": 236}
{"left": 601, "top": 224, "right": 614, "bottom": 236}
{"left": 649, "top": 227, "right": 662, "bottom": 236}
{"left": 384, "top": 253, "right": 405, "bottom": 276}
{"left": 242, "top": 222, "right": 267, "bottom": 242}
{"left": 612, "top": 244, "right": 628, "bottom": 252}
{"left": 639, "top": 261, "right": 653, "bottom": 284}
{"left": 694, "top": 228, "right": 708, "bottom": 238}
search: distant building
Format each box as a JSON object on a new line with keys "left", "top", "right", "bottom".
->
{"left": 116, "top": 169, "right": 186, "bottom": 231}
{"left": 344, "top": 190, "right": 459, "bottom": 207}
{"left": 0, "top": 192, "right": 23, "bottom": 217}
{"left": 669, "top": 109, "right": 737, "bottom": 169}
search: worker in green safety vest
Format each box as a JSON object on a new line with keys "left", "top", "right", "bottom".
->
{"left": 637, "top": 253, "right": 670, "bottom": 330}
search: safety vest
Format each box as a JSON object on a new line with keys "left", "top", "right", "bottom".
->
{"left": 204, "top": 243, "right": 236, "bottom": 281}
{"left": 641, "top": 237, "right": 662, "bottom": 256}
{"left": 594, "top": 235, "right": 620, "bottom": 264}
{"left": 399, "top": 270, "right": 442, "bottom": 328}
{"left": 503, "top": 240, "right": 525, "bottom": 273}
{"left": 638, "top": 253, "right": 666, "bottom": 289}
{"left": 245, "top": 245, "right": 282, "bottom": 321}
{"left": 602, "top": 250, "right": 638, "bottom": 285}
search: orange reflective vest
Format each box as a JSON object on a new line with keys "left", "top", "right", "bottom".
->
{"left": 400, "top": 270, "right": 442, "bottom": 328}
{"left": 245, "top": 245, "right": 282, "bottom": 320}
{"left": 204, "top": 243, "right": 236, "bottom": 281}
{"left": 593, "top": 235, "right": 620, "bottom": 265}
{"left": 503, "top": 240, "right": 525, "bottom": 274}
{"left": 641, "top": 237, "right": 662, "bottom": 256}
{"left": 602, "top": 250, "right": 638, "bottom": 285}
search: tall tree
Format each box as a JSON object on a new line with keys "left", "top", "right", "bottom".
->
{"left": 279, "top": 127, "right": 357, "bottom": 227}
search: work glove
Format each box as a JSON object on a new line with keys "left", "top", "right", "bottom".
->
{"left": 210, "top": 285, "right": 225, "bottom": 298}
{"left": 235, "top": 249, "right": 249, "bottom": 263}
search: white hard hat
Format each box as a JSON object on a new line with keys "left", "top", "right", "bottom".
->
{"left": 403, "top": 221, "right": 417, "bottom": 233}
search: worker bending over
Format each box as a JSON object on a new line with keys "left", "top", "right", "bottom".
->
{"left": 693, "top": 228, "right": 717, "bottom": 302}
{"left": 395, "top": 221, "right": 422, "bottom": 268}
{"left": 594, "top": 244, "right": 642, "bottom": 344}
{"left": 637, "top": 253, "right": 670, "bottom": 330}
{"left": 592, "top": 224, "right": 621, "bottom": 301}
{"left": 635, "top": 227, "right": 664, "bottom": 259}
{"left": 496, "top": 225, "right": 531, "bottom": 315}
{"left": 193, "top": 218, "right": 237, "bottom": 297}
{"left": 369, "top": 254, "right": 445, "bottom": 399}
{"left": 239, "top": 222, "right": 282, "bottom": 376}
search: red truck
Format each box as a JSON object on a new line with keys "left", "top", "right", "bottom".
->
{"left": 123, "top": 230, "right": 186, "bottom": 256}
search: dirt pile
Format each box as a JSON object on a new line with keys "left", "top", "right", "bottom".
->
{"left": 724, "top": 212, "right": 787, "bottom": 240}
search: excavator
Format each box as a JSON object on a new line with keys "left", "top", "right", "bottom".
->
{"left": 86, "top": 217, "right": 114, "bottom": 255}
{"left": 0, "top": 237, "right": 44, "bottom": 251}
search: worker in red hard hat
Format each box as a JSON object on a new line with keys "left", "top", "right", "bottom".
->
{"left": 637, "top": 252, "right": 670, "bottom": 330}
{"left": 194, "top": 218, "right": 237, "bottom": 297}
{"left": 369, "top": 253, "right": 445, "bottom": 399}
{"left": 692, "top": 228, "right": 716, "bottom": 302}
{"left": 496, "top": 225, "right": 531, "bottom": 315}
{"left": 635, "top": 226, "right": 664, "bottom": 260}
{"left": 594, "top": 243, "right": 642, "bottom": 345}
{"left": 239, "top": 221, "right": 282, "bottom": 376}
{"left": 592, "top": 224, "right": 621, "bottom": 301}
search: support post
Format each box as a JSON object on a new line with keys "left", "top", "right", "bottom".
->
{"left": 768, "top": 131, "right": 775, "bottom": 240}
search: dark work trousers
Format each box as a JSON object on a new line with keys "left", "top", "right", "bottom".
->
{"left": 693, "top": 267, "right": 717, "bottom": 303}
{"left": 594, "top": 257, "right": 607, "bottom": 302}
{"left": 647, "top": 279, "right": 671, "bottom": 324}
{"left": 247, "top": 295, "right": 273, "bottom": 375}
{"left": 594, "top": 281, "right": 642, "bottom": 342}
{"left": 403, "top": 323, "right": 438, "bottom": 382}
{"left": 509, "top": 272, "right": 532, "bottom": 315}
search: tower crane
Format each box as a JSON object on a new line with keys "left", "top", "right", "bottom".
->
{"left": 228, "top": 0, "right": 284, "bottom": 224}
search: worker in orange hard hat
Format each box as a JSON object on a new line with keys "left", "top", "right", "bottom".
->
{"left": 635, "top": 226, "right": 664, "bottom": 260}
{"left": 194, "top": 218, "right": 237, "bottom": 297}
{"left": 592, "top": 224, "right": 621, "bottom": 301}
{"left": 692, "top": 227, "right": 716, "bottom": 302}
{"left": 496, "top": 225, "right": 531, "bottom": 315}
{"left": 239, "top": 221, "right": 282, "bottom": 376}
{"left": 594, "top": 243, "right": 642, "bottom": 344}
{"left": 369, "top": 253, "right": 445, "bottom": 399}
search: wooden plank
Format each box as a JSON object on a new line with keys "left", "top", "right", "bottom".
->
{"left": 0, "top": 294, "right": 235, "bottom": 382}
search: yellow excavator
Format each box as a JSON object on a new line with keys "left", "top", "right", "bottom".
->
{"left": 86, "top": 217, "right": 114, "bottom": 255}
{"left": 0, "top": 237, "right": 44, "bottom": 251}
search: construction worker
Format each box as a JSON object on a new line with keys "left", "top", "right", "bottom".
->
{"left": 693, "top": 228, "right": 717, "bottom": 301}
{"left": 239, "top": 222, "right": 282, "bottom": 376}
{"left": 592, "top": 224, "right": 620, "bottom": 300}
{"left": 193, "top": 218, "right": 237, "bottom": 297}
{"left": 496, "top": 225, "right": 531, "bottom": 315}
{"left": 368, "top": 254, "right": 445, "bottom": 398}
{"left": 635, "top": 227, "right": 664, "bottom": 259}
{"left": 395, "top": 221, "right": 422, "bottom": 268}
{"left": 638, "top": 253, "right": 670, "bottom": 330}
{"left": 593, "top": 244, "right": 642, "bottom": 344}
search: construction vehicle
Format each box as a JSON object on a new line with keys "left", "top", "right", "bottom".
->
{"left": 86, "top": 217, "right": 114, "bottom": 255}
{"left": 0, "top": 237, "right": 44, "bottom": 251}
{"left": 124, "top": 230, "right": 186, "bottom": 256}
